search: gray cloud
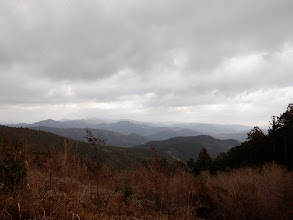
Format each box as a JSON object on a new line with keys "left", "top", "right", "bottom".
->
{"left": 1, "top": 0, "right": 293, "bottom": 125}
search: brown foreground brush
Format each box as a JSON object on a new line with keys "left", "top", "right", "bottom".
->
{"left": 0, "top": 162, "right": 292, "bottom": 219}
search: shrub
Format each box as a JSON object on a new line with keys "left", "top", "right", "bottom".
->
{"left": 0, "top": 137, "right": 27, "bottom": 191}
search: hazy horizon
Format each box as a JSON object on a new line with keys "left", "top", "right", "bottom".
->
{"left": 1, "top": 117, "right": 270, "bottom": 129}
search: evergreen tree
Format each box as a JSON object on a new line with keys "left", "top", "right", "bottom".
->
{"left": 197, "top": 148, "right": 212, "bottom": 170}
{"left": 194, "top": 148, "right": 212, "bottom": 175}
{"left": 269, "top": 103, "right": 293, "bottom": 169}
{"left": 247, "top": 126, "right": 265, "bottom": 142}
{"left": 187, "top": 157, "right": 196, "bottom": 170}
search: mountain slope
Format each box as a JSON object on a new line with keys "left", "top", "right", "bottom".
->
{"left": 173, "top": 123, "right": 252, "bottom": 134}
{"left": 147, "top": 128, "right": 201, "bottom": 141}
{"left": 0, "top": 125, "right": 159, "bottom": 168}
{"left": 134, "top": 135, "right": 241, "bottom": 162}
{"left": 31, "top": 126, "right": 149, "bottom": 147}
{"left": 85, "top": 120, "right": 202, "bottom": 137}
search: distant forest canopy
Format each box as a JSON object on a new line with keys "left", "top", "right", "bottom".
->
{"left": 209, "top": 103, "right": 293, "bottom": 172}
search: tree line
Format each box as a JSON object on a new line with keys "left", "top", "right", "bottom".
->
{"left": 187, "top": 104, "right": 293, "bottom": 174}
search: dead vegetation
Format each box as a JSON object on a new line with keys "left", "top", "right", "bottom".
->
{"left": 1, "top": 134, "right": 293, "bottom": 219}
{"left": 1, "top": 153, "right": 292, "bottom": 220}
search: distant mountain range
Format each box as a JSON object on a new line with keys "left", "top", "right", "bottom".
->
{"left": 6, "top": 118, "right": 262, "bottom": 146}
{"left": 5, "top": 118, "right": 249, "bottom": 161}
{"left": 134, "top": 135, "right": 241, "bottom": 162}
{"left": 8, "top": 119, "right": 201, "bottom": 144}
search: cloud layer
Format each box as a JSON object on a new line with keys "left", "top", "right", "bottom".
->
{"left": 1, "top": 0, "right": 293, "bottom": 125}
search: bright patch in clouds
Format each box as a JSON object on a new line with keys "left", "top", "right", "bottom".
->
{"left": 224, "top": 53, "right": 265, "bottom": 74}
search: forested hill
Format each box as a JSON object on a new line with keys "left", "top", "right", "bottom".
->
{"left": 0, "top": 125, "right": 158, "bottom": 168}
{"left": 30, "top": 126, "right": 149, "bottom": 147}
{"left": 134, "top": 135, "right": 240, "bottom": 162}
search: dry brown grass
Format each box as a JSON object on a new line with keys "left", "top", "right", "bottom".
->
{"left": 207, "top": 163, "right": 293, "bottom": 220}
{"left": 1, "top": 162, "right": 292, "bottom": 219}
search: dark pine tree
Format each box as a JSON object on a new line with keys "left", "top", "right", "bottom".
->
{"left": 194, "top": 148, "right": 212, "bottom": 175}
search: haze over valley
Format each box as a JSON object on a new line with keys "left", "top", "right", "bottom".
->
{"left": 6, "top": 117, "right": 251, "bottom": 143}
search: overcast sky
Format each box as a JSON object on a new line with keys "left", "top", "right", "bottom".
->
{"left": 1, "top": 0, "right": 293, "bottom": 126}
